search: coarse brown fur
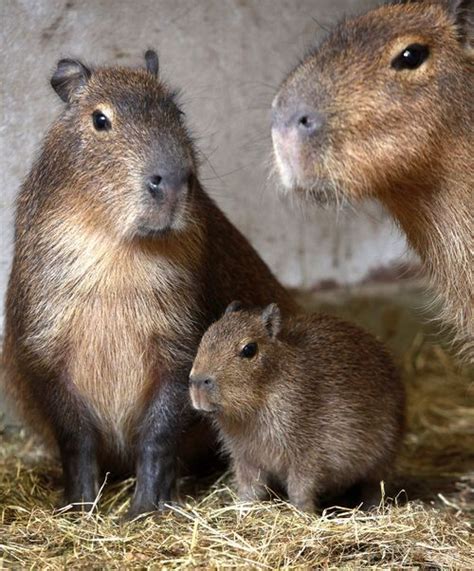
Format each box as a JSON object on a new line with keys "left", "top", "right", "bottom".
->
{"left": 189, "top": 303, "right": 405, "bottom": 513}
{"left": 2, "top": 53, "right": 298, "bottom": 517}
{"left": 271, "top": 0, "right": 473, "bottom": 360}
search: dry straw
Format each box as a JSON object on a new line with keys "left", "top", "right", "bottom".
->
{"left": 1, "top": 338, "right": 473, "bottom": 569}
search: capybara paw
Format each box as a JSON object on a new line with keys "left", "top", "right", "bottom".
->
{"left": 238, "top": 487, "right": 267, "bottom": 502}
{"left": 125, "top": 502, "right": 156, "bottom": 521}
{"left": 58, "top": 496, "right": 95, "bottom": 514}
{"left": 289, "top": 496, "right": 317, "bottom": 514}
{"left": 125, "top": 499, "right": 177, "bottom": 521}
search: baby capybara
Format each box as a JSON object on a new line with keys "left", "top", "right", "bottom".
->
{"left": 2, "top": 51, "right": 298, "bottom": 518}
{"left": 272, "top": 0, "right": 473, "bottom": 359}
{"left": 189, "top": 302, "right": 405, "bottom": 512}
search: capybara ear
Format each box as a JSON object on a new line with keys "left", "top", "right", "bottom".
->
{"left": 444, "top": 0, "right": 473, "bottom": 48}
{"left": 225, "top": 300, "right": 243, "bottom": 314}
{"left": 144, "top": 50, "right": 159, "bottom": 76}
{"left": 261, "top": 303, "right": 281, "bottom": 339}
{"left": 51, "top": 59, "right": 91, "bottom": 102}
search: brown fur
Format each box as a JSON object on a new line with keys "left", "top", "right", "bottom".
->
{"left": 271, "top": 0, "right": 473, "bottom": 359}
{"left": 189, "top": 303, "right": 405, "bottom": 512}
{"left": 2, "top": 53, "right": 298, "bottom": 515}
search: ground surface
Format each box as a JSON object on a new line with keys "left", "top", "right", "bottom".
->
{"left": 1, "top": 290, "right": 473, "bottom": 568}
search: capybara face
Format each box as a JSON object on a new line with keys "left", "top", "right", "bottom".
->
{"left": 51, "top": 53, "right": 197, "bottom": 238}
{"left": 271, "top": 1, "right": 471, "bottom": 204}
{"left": 189, "top": 303, "right": 282, "bottom": 418}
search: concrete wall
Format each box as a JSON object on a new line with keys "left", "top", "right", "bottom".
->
{"left": 0, "top": 0, "right": 413, "bottom": 333}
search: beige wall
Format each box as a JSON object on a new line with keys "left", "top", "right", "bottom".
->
{"left": 0, "top": 0, "right": 413, "bottom": 333}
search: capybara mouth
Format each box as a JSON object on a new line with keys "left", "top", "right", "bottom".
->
{"left": 136, "top": 224, "right": 174, "bottom": 239}
{"left": 272, "top": 135, "right": 337, "bottom": 205}
{"left": 272, "top": 129, "right": 301, "bottom": 191}
{"left": 189, "top": 387, "right": 219, "bottom": 413}
{"left": 282, "top": 178, "right": 345, "bottom": 210}
{"left": 304, "top": 183, "right": 343, "bottom": 207}
{"left": 135, "top": 199, "right": 188, "bottom": 238}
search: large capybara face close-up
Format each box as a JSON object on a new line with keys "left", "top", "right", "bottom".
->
{"left": 271, "top": 1, "right": 471, "bottom": 204}
{"left": 51, "top": 52, "right": 197, "bottom": 238}
{"left": 189, "top": 302, "right": 282, "bottom": 418}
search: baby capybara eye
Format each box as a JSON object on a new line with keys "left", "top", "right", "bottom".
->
{"left": 240, "top": 342, "right": 258, "bottom": 359}
{"left": 92, "top": 110, "right": 111, "bottom": 131}
{"left": 391, "top": 44, "right": 430, "bottom": 70}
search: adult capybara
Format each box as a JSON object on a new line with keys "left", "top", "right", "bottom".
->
{"left": 271, "top": 0, "right": 473, "bottom": 359}
{"left": 2, "top": 51, "right": 298, "bottom": 518}
{"left": 189, "top": 302, "right": 405, "bottom": 512}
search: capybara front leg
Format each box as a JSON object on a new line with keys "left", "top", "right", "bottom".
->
{"left": 59, "top": 423, "right": 99, "bottom": 509}
{"left": 127, "top": 375, "right": 188, "bottom": 518}
{"left": 26, "top": 370, "right": 99, "bottom": 509}
{"left": 234, "top": 456, "right": 270, "bottom": 502}
{"left": 287, "top": 469, "right": 319, "bottom": 513}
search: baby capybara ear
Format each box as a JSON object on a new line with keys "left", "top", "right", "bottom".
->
{"left": 144, "top": 49, "right": 159, "bottom": 76}
{"left": 261, "top": 303, "right": 281, "bottom": 339}
{"left": 225, "top": 300, "right": 243, "bottom": 314}
{"left": 51, "top": 58, "right": 91, "bottom": 102}
{"left": 444, "top": 0, "right": 473, "bottom": 48}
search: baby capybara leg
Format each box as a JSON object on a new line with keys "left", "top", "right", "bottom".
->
{"left": 357, "top": 479, "right": 384, "bottom": 511}
{"left": 287, "top": 469, "right": 319, "bottom": 513}
{"left": 233, "top": 457, "right": 270, "bottom": 502}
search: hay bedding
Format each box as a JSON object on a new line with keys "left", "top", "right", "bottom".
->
{"left": 1, "top": 340, "right": 473, "bottom": 569}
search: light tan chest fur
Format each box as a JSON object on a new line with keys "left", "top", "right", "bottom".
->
{"left": 25, "top": 226, "right": 201, "bottom": 445}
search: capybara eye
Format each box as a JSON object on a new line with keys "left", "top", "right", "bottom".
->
{"left": 240, "top": 342, "right": 258, "bottom": 359}
{"left": 391, "top": 44, "right": 429, "bottom": 70}
{"left": 92, "top": 110, "right": 111, "bottom": 131}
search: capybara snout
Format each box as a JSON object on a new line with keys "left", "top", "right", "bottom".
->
{"left": 189, "top": 375, "right": 218, "bottom": 413}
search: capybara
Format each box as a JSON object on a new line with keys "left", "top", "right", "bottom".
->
{"left": 189, "top": 302, "right": 405, "bottom": 512}
{"left": 2, "top": 51, "right": 298, "bottom": 518}
{"left": 271, "top": 0, "right": 473, "bottom": 359}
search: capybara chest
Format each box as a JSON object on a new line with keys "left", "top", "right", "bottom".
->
{"left": 68, "top": 291, "right": 157, "bottom": 445}
{"left": 30, "top": 238, "right": 199, "bottom": 446}
{"left": 225, "top": 420, "right": 291, "bottom": 476}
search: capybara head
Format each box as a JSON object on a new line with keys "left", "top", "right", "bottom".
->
{"left": 271, "top": 0, "right": 473, "bottom": 203}
{"left": 189, "top": 302, "right": 283, "bottom": 418}
{"left": 50, "top": 50, "right": 197, "bottom": 238}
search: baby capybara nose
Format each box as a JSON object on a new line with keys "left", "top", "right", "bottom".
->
{"left": 146, "top": 168, "right": 191, "bottom": 200}
{"left": 189, "top": 375, "right": 215, "bottom": 391}
{"left": 272, "top": 105, "right": 325, "bottom": 138}
{"left": 189, "top": 374, "right": 217, "bottom": 412}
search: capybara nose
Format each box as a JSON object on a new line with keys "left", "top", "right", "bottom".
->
{"left": 272, "top": 105, "right": 325, "bottom": 138}
{"left": 189, "top": 375, "right": 215, "bottom": 391}
{"left": 294, "top": 110, "right": 325, "bottom": 136}
{"left": 147, "top": 174, "right": 163, "bottom": 199}
{"left": 146, "top": 169, "right": 191, "bottom": 200}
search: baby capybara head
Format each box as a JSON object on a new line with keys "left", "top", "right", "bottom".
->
{"left": 50, "top": 50, "right": 197, "bottom": 237}
{"left": 189, "top": 302, "right": 283, "bottom": 418}
{"left": 272, "top": 0, "right": 473, "bottom": 203}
